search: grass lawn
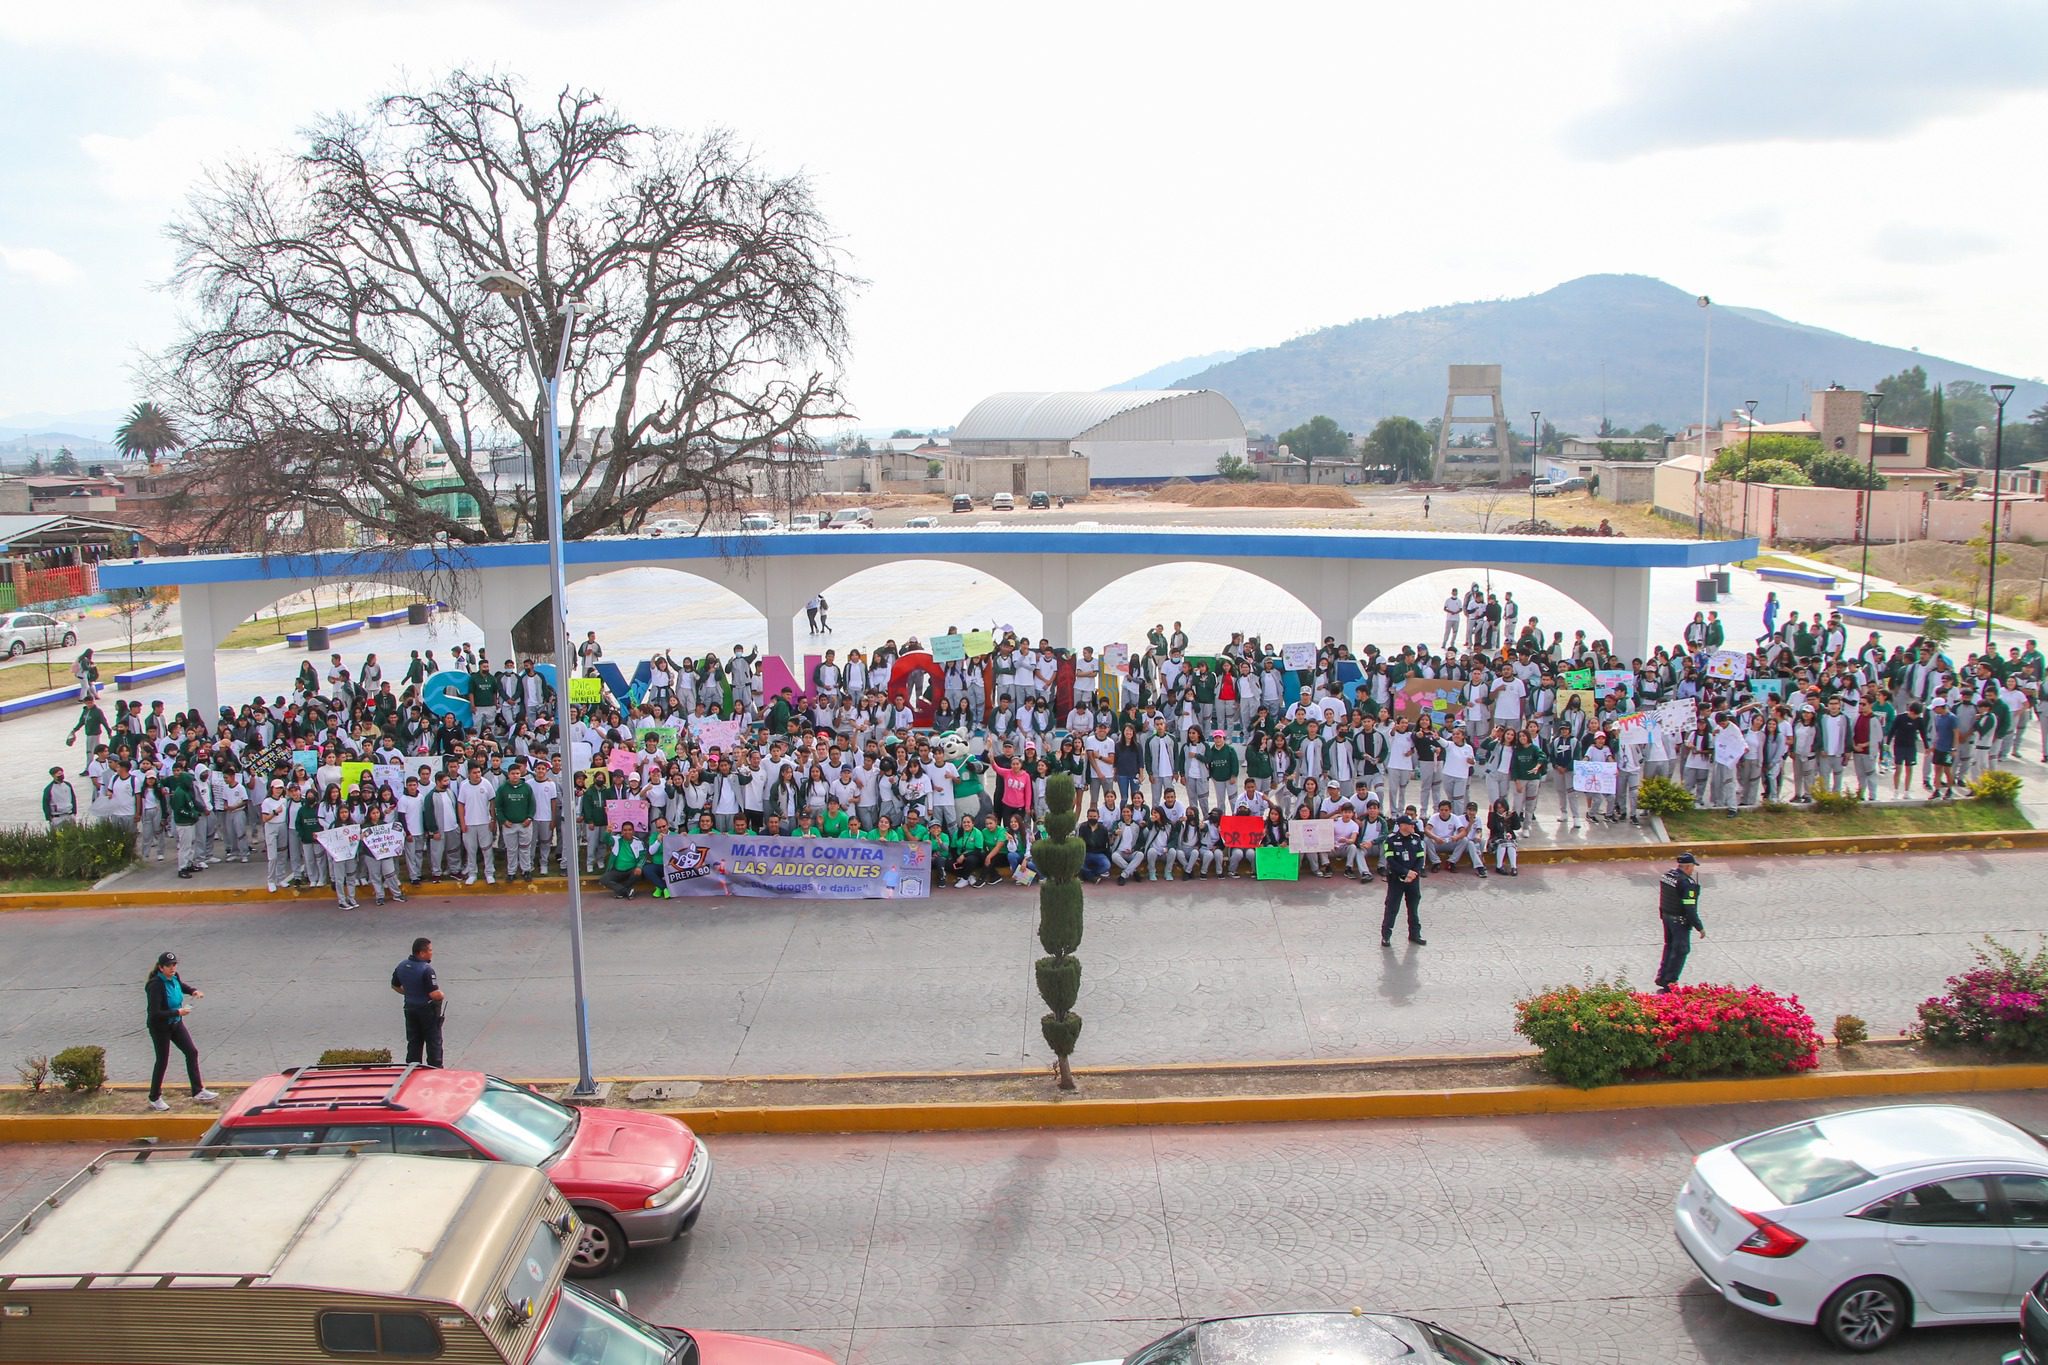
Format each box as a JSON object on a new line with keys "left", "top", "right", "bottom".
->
{"left": 0, "top": 876, "right": 97, "bottom": 894}
{"left": 1664, "top": 798, "right": 2028, "bottom": 841}
{"left": 139, "top": 593, "right": 420, "bottom": 652}
{"left": 0, "top": 662, "right": 88, "bottom": 703}
{"left": 1737, "top": 554, "right": 1817, "bottom": 573}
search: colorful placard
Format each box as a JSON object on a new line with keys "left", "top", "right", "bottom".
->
{"left": 930, "top": 633, "right": 967, "bottom": 663}
{"left": 1282, "top": 642, "right": 1317, "bottom": 671}
{"left": 1255, "top": 845, "right": 1299, "bottom": 881}
{"left": 1220, "top": 814, "right": 1263, "bottom": 849}
{"left": 568, "top": 676, "right": 603, "bottom": 703}
{"left": 339, "top": 761, "right": 372, "bottom": 798}
{"left": 360, "top": 826, "right": 407, "bottom": 860}
{"left": 606, "top": 798, "right": 651, "bottom": 831}
{"left": 633, "top": 725, "right": 678, "bottom": 758}
{"left": 1288, "top": 819, "right": 1336, "bottom": 853}
{"left": 963, "top": 629, "right": 996, "bottom": 658}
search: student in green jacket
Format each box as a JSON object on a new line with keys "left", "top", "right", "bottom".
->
{"left": 601, "top": 824, "right": 645, "bottom": 899}
{"left": 819, "top": 798, "right": 852, "bottom": 839}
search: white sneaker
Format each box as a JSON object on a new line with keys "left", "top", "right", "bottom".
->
{"left": 463, "top": 876, "right": 476, "bottom": 885}
{"left": 267, "top": 883, "right": 277, "bottom": 893}
{"left": 147, "top": 1098, "right": 169, "bottom": 1112}
{"left": 192, "top": 1089, "right": 219, "bottom": 1102}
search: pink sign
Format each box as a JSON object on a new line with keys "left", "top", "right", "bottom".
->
{"left": 606, "top": 747, "right": 642, "bottom": 777}
{"left": 760, "top": 654, "right": 802, "bottom": 703}
{"left": 605, "top": 798, "right": 651, "bottom": 831}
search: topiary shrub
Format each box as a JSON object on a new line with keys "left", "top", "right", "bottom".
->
{"left": 1513, "top": 981, "right": 1660, "bottom": 1089}
{"left": 1969, "top": 770, "right": 2023, "bottom": 805}
{"left": 0, "top": 821, "right": 136, "bottom": 880}
{"left": 1913, "top": 937, "right": 2048, "bottom": 1057}
{"left": 1032, "top": 772, "right": 1085, "bottom": 1090}
{"left": 1644, "top": 984, "right": 1823, "bottom": 1078}
{"left": 317, "top": 1048, "right": 394, "bottom": 1066}
{"left": 50, "top": 1045, "right": 106, "bottom": 1092}
{"left": 1636, "top": 776, "right": 1695, "bottom": 819}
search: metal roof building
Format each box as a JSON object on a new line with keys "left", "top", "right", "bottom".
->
{"left": 950, "top": 389, "right": 1247, "bottom": 483}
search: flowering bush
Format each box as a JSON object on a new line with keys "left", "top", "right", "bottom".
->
{"left": 1913, "top": 938, "right": 2048, "bottom": 1057}
{"left": 1515, "top": 980, "right": 1821, "bottom": 1088}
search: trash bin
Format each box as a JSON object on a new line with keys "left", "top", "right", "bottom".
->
{"left": 406, "top": 602, "right": 429, "bottom": 625}
{"left": 1714, "top": 570, "right": 1732, "bottom": 593}
{"left": 306, "top": 625, "right": 330, "bottom": 651}
{"left": 1695, "top": 580, "right": 1717, "bottom": 603}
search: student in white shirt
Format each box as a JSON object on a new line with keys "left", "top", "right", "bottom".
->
{"left": 454, "top": 764, "right": 497, "bottom": 885}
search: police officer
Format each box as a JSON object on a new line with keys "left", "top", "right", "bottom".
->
{"left": 391, "top": 936, "right": 446, "bottom": 1068}
{"left": 1380, "top": 811, "right": 1429, "bottom": 947}
{"left": 1655, "top": 852, "right": 1706, "bottom": 991}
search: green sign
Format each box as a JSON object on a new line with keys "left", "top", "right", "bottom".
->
{"left": 568, "top": 676, "right": 603, "bottom": 703}
{"left": 1255, "top": 846, "right": 1299, "bottom": 881}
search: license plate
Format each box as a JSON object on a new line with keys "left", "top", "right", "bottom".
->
{"left": 1696, "top": 1198, "right": 1721, "bottom": 1235}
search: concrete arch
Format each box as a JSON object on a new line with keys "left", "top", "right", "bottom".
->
{"left": 1067, "top": 560, "right": 1321, "bottom": 652}
{"left": 1349, "top": 563, "right": 1649, "bottom": 661}
{"left": 559, "top": 564, "right": 768, "bottom": 657}
{"left": 794, "top": 558, "right": 1045, "bottom": 656}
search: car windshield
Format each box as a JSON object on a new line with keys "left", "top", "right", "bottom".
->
{"left": 455, "top": 1077, "right": 579, "bottom": 1167}
{"left": 1734, "top": 1121, "right": 1876, "bottom": 1204}
{"left": 532, "top": 1284, "right": 693, "bottom": 1365}
{"left": 1418, "top": 1320, "right": 1510, "bottom": 1364}
{"left": 1192, "top": 1314, "right": 1416, "bottom": 1363}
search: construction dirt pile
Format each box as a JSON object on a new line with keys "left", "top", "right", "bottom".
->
{"left": 1148, "top": 481, "right": 1358, "bottom": 510}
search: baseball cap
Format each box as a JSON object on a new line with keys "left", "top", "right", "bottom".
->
{"left": 156, "top": 951, "right": 178, "bottom": 966}
{"left": 1675, "top": 852, "right": 1697, "bottom": 865}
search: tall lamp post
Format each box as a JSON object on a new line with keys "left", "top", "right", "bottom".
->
{"left": 477, "top": 269, "right": 599, "bottom": 1098}
{"left": 1855, "top": 390, "right": 1885, "bottom": 603}
{"left": 1987, "top": 383, "right": 2017, "bottom": 653}
{"left": 1529, "top": 409, "right": 1540, "bottom": 525}
{"left": 1739, "top": 399, "right": 1758, "bottom": 539}
{"left": 1695, "top": 295, "right": 1711, "bottom": 538}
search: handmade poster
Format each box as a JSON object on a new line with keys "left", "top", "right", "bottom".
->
{"left": 1101, "top": 643, "right": 1129, "bottom": 672}
{"left": 1219, "top": 815, "right": 1264, "bottom": 849}
{"left": 634, "top": 725, "right": 679, "bottom": 758}
{"left": 314, "top": 825, "right": 362, "bottom": 860}
{"left": 1614, "top": 711, "right": 1649, "bottom": 744}
{"left": 370, "top": 764, "right": 407, "bottom": 799}
{"left": 1554, "top": 688, "right": 1598, "bottom": 723}
{"left": 1288, "top": 818, "right": 1336, "bottom": 853}
{"left": 930, "top": 632, "right": 967, "bottom": 663}
{"left": 1594, "top": 669, "right": 1633, "bottom": 697}
{"left": 962, "top": 629, "right": 996, "bottom": 658}
{"left": 1255, "top": 845, "right": 1300, "bottom": 881}
{"left": 1705, "top": 651, "right": 1749, "bottom": 682}
{"left": 693, "top": 716, "right": 743, "bottom": 752}
{"left": 360, "top": 826, "right": 407, "bottom": 861}
{"left": 1651, "top": 697, "right": 1697, "bottom": 737}
{"left": 292, "top": 750, "right": 320, "bottom": 777}
{"left": 1561, "top": 668, "right": 1593, "bottom": 690}
{"left": 1282, "top": 641, "right": 1317, "bottom": 671}
{"left": 606, "top": 798, "right": 651, "bottom": 831}
{"left": 1394, "top": 678, "right": 1466, "bottom": 719}
{"left": 662, "top": 832, "right": 929, "bottom": 899}
{"left": 1749, "top": 678, "right": 1787, "bottom": 701}
{"left": 568, "top": 676, "right": 603, "bottom": 703}
{"left": 1571, "top": 759, "right": 1618, "bottom": 795}
{"left": 249, "top": 741, "right": 294, "bottom": 779}
{"left": 606, "top": 747, "right": 643, "bottom": 777}
{"left": 339, "top": 761, "right": 372, "bottom": 798}
{"left": 1712, "top": 727, "right": 1749, "bottom": 767}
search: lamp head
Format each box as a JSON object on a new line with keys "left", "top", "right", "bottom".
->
{"left": 1696, "top": 295, "right": 1711, "bottom": 308}
{"left": 1992, "top": 383, "right": 2016, "bottom": 410}
{"left": 475, "top": 271, "right": 534, "bottom": 300}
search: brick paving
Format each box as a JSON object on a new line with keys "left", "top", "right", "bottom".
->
{"left": 4, "top": 1092, "right": 2041, "bottom": 1363}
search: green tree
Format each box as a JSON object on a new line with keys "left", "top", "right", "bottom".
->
{"left": 1277, "top": 414, "right": 1350, "bottom": 465}
{"left": 1363, "top": 415, "right": 1434, "bottom": 481}
{"left": 1033, "top": 773, "right": 1086, "bottom": 1090}
{"left": 51, "top": 448, "right": 79, "bottom": 474}
{"left": 1807, "top": 447, "right": 1886, "bottom": 490}
{"left": 113, "top": 400, "right": 185, "bottom": 463}
{"left": 1708, "top": 432, "right": 1821, "bottom": 481}
{"left": 1742, "top": 458, "right": 1811, "bottom": 487}
{"left": 1216, "top": 452, "right": 1258, "bottom": 482}
{"left": 1928, "top": 385, "right": 1949, "bottom": 468}
{"left": 1870, "top": 364, "right": 1933, "bottom": 432}
{"left": 1632, "top": 422, "right": 1669, "bottom": 440}
{"left": 890, "top": 428, "right": 920, "bottom": 439}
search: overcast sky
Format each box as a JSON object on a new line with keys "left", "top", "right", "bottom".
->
{"left": 3, "top": 0, "right": 2045, "bottom": 435}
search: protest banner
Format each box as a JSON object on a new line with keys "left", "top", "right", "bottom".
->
{"left": 314, "top": 825, "right": 362, "bottom": 860}
{"left": 1281, "top": 641, "right": 1317, "bottom": 671}
{"left": 360, "top": 826, "right": 407, "bottom": 861}
{"left": 339, "top": 762, "right": 372, "bottom": 798}
{"left": 662, "top": 832, "right": 930, "bottom": 899}
{"left": 1394, "top": 678, "right": 1465, "bottom": 720}
{"left": 606, "top": 798, "right": 651, "bottom": 831}
{"left": 248, "top": 741, "right": 293, "bottom": 779}
{"left": 1255, "top": 845, "right": 1299, "bottom": 881}
{"left": 1288, "top": 819, "right": 1336, "bottom": 854}
{"left": 568, "top": 676, "right": 603, "bottom": 703}
{"left": 633, "top": 725, "right": 679, "bottom": 758}
{"left": 963, "top": 629, "right": 996, "bottom": 658}
{"left": 930, "top": 632, "right": 967, "bottom": 663}
{"left": 1572, "top": 759, "right": 1618, "bottom": 795}
{"left": 1219, "top": 815, "right": 1263, "bottom": 849}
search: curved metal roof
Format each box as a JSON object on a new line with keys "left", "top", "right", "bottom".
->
{"left": 952, "top": 390, "right": 1221, "bottom": 441}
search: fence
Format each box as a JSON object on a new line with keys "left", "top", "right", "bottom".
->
{"left": 17, "top": 563, "right": 97, "bottom": 606}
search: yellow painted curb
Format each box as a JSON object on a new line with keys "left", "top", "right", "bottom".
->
{"left": 0, "top": 1114, "right": 214, "bottom": 1143}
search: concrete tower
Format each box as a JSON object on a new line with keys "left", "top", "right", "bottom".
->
{"left": 1432, "top": 364, "right": 1514, "bottom": 482}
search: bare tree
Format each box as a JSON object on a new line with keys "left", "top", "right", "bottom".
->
{"left": 154, "top": 70, "right": 854, "bottom": 649}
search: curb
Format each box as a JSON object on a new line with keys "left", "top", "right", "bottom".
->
{"left": 3, "top": 831, "right": 2043, "bottom": 912}
{"left": 8, "top": 1060, "right": 2048, "bottom": 1142}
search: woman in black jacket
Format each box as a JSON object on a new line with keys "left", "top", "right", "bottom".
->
{"left": 144, "top": 951, "right": 217, "bottom": 1111}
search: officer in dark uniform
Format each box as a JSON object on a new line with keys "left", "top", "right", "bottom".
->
{"left": 1655, "top": 852, "right": 1705, "bottom": 990}
{"left": 1380, "top": 811, "right": 1429, "bottom": 947}
{"left": 390, "top": 936, "right": 446, "bottom": 1067}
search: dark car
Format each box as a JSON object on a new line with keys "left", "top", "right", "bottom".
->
{"left": 1074, "top": 1310, "right": 1527, "bottom": 1364}
{"left": 952, "top": 493, "right": 974, "bottom": 513}
{"left": 2006, "top": 1271, "right": 2048, "bottom": 1364}
{"left": 1027, "top": 490, "right": 1051, "bottom": 509}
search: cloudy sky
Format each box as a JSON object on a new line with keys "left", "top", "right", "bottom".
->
{"left": 3, "top": 0, "right": 2045, "bottom": 435}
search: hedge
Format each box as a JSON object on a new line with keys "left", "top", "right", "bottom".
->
{"left": 0, "top": 821, "right": 135, "bottom": 881}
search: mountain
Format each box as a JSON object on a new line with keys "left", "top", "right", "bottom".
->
{"left": 1152, "top": 274, "right": 2044, "bottom": 436}
{"left": 1108, "top": 350, "right": 1244, "bottom": 391}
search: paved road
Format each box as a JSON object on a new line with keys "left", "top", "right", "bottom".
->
{"left": 1, "top": 851, "right": 2041, "bottom": 1083}
{"left": 5, "top": 1092, "right": 2041, "bottom": 1363}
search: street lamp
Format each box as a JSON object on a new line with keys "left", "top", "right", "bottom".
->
{"left": 1529, "top": 409, "right": 1540, "bottom": 525}
{"left": 1987, "top": 383, "right": 2017, "bottom": 653}
{"left": 1695, "top": 295, "right": 1711, "bottom": 538}
{"left": 477, "top": 269, "right": 599, "bottom": 1098}
{"left": 1856, "top": 390, "right": 1884, "bottom": 602}
{"left": 1739, "top": 399, "right": 1758, "bottom": 539}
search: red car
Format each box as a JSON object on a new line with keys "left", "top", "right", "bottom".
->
{"left": 202, "top": 1063, "right": 710, "bottom": 1277}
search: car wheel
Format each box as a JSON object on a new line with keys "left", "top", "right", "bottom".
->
{"left": 4, "top": 640, "right": 20, "bottom": 658}
{"left": 567, "top": 1207, "right": 626, "bottom": 1278}
{"left": 1819, "top": 1276, "right": 1909, "bottom": 1352}
{"left": 60, "top": 632, "right": 76, "bottom": 648}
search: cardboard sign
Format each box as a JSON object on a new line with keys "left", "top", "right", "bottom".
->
{"left": 606, "top": 747, "right": 643, "bottom": 777}
{"left": 1102, "top": 643, "right": 1129, "bottom": 673}
{"left": 963, "top": 629, "right": 996, "bottom": 658}
{"left": 1594, "top": 668, "right": 1633, "bottom": 697}
{"left": 1705, "top": 651, "right": 1749, "bottom": 682}
{"left": 568, "top": 676, "right": 603, "bottom": 703}
{"left": 314, "top": 825, "right": 362, "bottom": 860}
{"left": 930, "top": 633, "right": 967, "bottom": 663}
{"left": 1749, "top": 678, "right": 1787, "bottom": 700}
{"left": 606, "top": 798, "right": 651, "bottom": 831}
{"left": 1288, "top": 818, "right": 1336, "bottom": 853}
{"left": 1219, "top": 814, "right": 1264, "bottom": 849}
{"left": 692, "top": 716, "right": 743, "bottom": 752}
{"left": 1561, "top": 668, "right": 1593, "bottom": 690}
{"left": 1555, "top": 688, "right": 1598, "bottom": 722}
{"left": 292, "top": 750, "right": 319, "bottom": 777}
{"left": 1652, "top": 697, "right": 1698, "bottom": 737}
{"left": 370, "top": 764, "right": 407, "bottom": 800}
{"left": 634, "top": 725, "right": 678, "bottom": 758}
{"left": 1712, "top": 727, "right": 1749, "bottom": 766}
{"left": 1282, "top": 642, "right": 1317, "bottom": 671}
{"left": 1394, "top": 679, "right": 1465, "bottom": 719}
{"left": 1572, "top": 759, "right": 1618, "bottom": 795}
{"left": 339, "top": 761, "right": 372, "bottom": 798}
{"left": 360, "top": 825, "right": 407, "bottom": 861}
{"left": 1255, "top": 845, "right": 1299, "bottom": 881}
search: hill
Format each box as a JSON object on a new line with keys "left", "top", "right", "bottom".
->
{"left": 1144, "top": 274, "right": 2043, "bottom": 436}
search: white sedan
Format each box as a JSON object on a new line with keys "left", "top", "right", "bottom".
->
{"left": 1074, "top": 1310, "right": 1525, "bottom": 1364}
{"left": 1675, "top": 1104, "right": 2048, "bottom": 1351}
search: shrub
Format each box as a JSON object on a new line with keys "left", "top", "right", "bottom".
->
{"left": 0, "top": 821, "right": 136, "bottom": 880}
{"left": 1913, "top": 937, "right": 2048, "bottom": 1057}
{"left": 16, "top": 1055, "right": 48, "bottom": 1092}
{"left": 1809, "top": 788, "right": 1862, "bottom": 815}
{"left": 1834, "top": 1014, "right": 1869, "bottom": 1048}
{"left": 49, "top": 1045, "right": 106, "bottom": 1092}
{"left": 317, "top": 1048, "right": 394, "bottom": 1066}
{"left": 1969, "top": 770, "right": 2023, "bottom": 805}
{"left": 1513, "top": 981, "right": 1660, "bottom": 1089}
{"left": 1643, "top": 985, "right": 1822, "bottom": 1078}
{"left": 1636, "top": 776, "right": 1695, "bottom": 819}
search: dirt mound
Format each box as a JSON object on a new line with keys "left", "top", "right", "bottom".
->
{"left": 1150, "top": 482, "right": 1358, "bottom": 509}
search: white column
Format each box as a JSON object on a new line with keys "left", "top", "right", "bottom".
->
{"left": 178, "top": 585, "right": 225, "bottom": 721}
{"left": 1037, "top": 553, "right": 1075, "bottom": 647}
{"left": 761, "top": 557, "right": 803, "bottom": 671}
{"left": 1612, "top": 567, "right": 1653, "bottom": 664}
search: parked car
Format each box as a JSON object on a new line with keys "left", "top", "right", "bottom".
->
{"left": 645, "top": 518, "right": 693, "bottom": 537}
{"left": 1674, "top": 1103, "right": 2048, "bottom": 1351}
{"left": 201, "top": 1064, "right": 711, "bottom": 1278}
{"left": 1540, "top": 475, "right": 1588, "bottom": 495}
{"left": 1074, "top": 1310, "right": 1526, "bottom": 1364}
{"left": 1027, "top": 490, "right": 1051, "bottom": 509}
{"left": 737, "top": 513, "right": 779, "bottom": 532}
{"left": 0, "top": 611, "right": 74, "bottom": 657}
{"left": 1530, "top": 480, "right": 1561, "bottom": 497}
{"left": 951, "top": 493, "right": 975, "bottom": 513}
{"left": 905, "top": 515, "right": 938, "bottom": 528}
{"left": 2007, "top": 1269, "right": 2048, "bottom": 1364}
{"left": 787, "top": 512, "right": 822, "bottom": 531}
{"left": 990, "top": 492, "right": 1015, "bottom": 511}
{"left": 826, "top": 507, "right": 873, "bottom": 529}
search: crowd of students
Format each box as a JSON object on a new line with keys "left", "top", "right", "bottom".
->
{"left": 39, "top": 583, "right": 2046, "bottom": 903}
